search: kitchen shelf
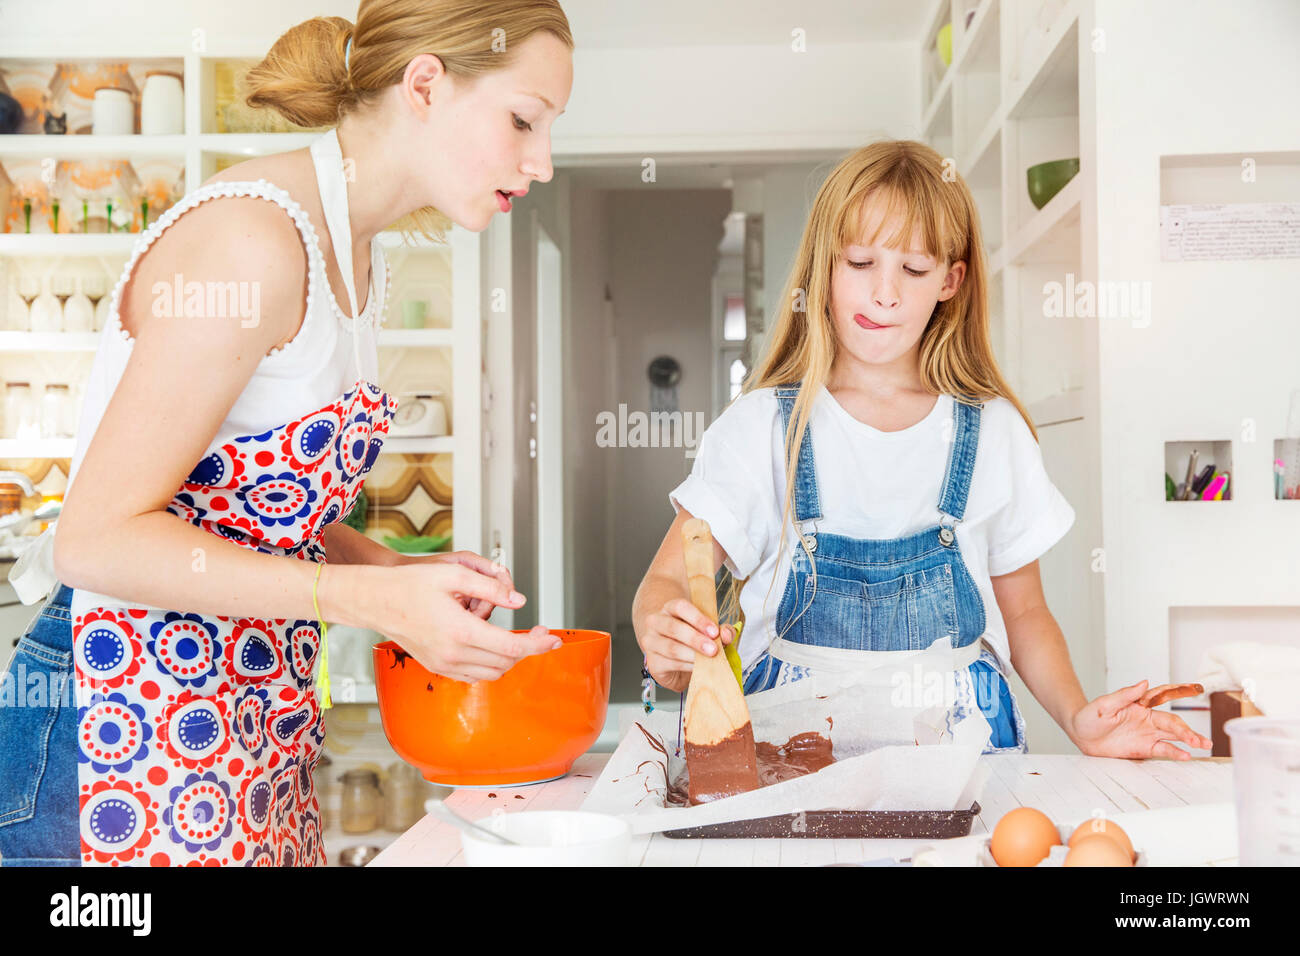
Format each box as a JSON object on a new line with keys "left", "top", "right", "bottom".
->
{"left": 377, "top": 329, "right": 452, "bottom": 348}
{"left": 922, "top": 69, "right": 955, "bottom": 142}
{"left": 381, "top": 436, "right": 455, "bottom": 455}
{"left": 0, "top": 332, "right": 100, "bottom": 352}
{"left": 1027, "top": 388, "right": 1083, "bottom": 428}
{"left": 994, "top": 171, "right": 1081, "bottom": 269}
{"left": 1006, "top": 2, "right": 1079, "bottom": 120}
{"left": 0, "top": 438, "right": 75, "bottom": 458}
{"left": 0, "top": 45, "right": 483, "bottom": 559}
{"left": 919, "top": 0, "right": 955, "bottom": 121}
{"left": 954, "top": 0, "right": 997, "bottom": 70}
{"left": 961, "top": 110, "right": 1003, "bottom": 182}
{"left": 1165, "top": 441, "right": 1233, "bottom": 502}
{"left": 0, "top": 134, "right": 188, "bottom": 157}
{"left": 1273, "top": 438, "right": 1300, "bottom": 500}
{"left": 0, "top": 234, "right": 137, "bottom": 256}
{"left": 197, "top": 132, "right": 319, "bottom": 156}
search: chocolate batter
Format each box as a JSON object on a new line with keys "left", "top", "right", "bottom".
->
{"left": 754, "top": 731, "right": 835, "bottom": 787}
{"left": 685, "top": 722, "right": 761, "bottom": 804}
{"left": 668, "top": 729, "right": 835, "bottom": 806}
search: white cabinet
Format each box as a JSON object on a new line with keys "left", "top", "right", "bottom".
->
{"left": 0, "top": 43, "right": 486, "bottom": 559}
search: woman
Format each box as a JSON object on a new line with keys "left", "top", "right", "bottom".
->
{"left": 0, "top": 0, "right": 574, "bottom": 866}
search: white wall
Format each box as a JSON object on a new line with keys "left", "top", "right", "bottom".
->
{"left": 602, "top": 189, "right": 732, "bottom": 698}
{"left": 1092, "top": 0, "right": 1300, "bottom": 688}
{"left": 558, "top": 42, "right": 916, "bottom": 149}
{"left": 4, "top": 2, "right": 918, "bottom": 155}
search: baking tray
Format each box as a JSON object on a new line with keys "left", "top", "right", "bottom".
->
{"left": 663, "top": 801, "right": 981, "bottom": 839}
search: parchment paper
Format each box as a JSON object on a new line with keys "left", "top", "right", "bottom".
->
{"left": 583, "top": 638, "right": 992, "bottom": 833}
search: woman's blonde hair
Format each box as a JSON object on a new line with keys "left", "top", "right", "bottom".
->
{"left": 244, "top": 0, "right": 573, "bottom": 240}
{"left": 719, "top": 139, "right": 1036, "bottom": 651}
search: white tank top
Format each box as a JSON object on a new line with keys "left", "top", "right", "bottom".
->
{"left": 10, "top": 130, "right": 390, "bottom": 608}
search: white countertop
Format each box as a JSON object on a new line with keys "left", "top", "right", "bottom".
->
{"left": 369, "top": 752, "right": 1239, "bottom": 867}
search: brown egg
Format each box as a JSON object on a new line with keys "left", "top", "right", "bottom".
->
{"left": 1064, "top": 833, "right": 1134, "bottom": 867}
{"left": 990, "top": 807, "right": 1060, "bottom": 867}
{"left": 1068, "top": 819, "right": 1135, "bottom": 862}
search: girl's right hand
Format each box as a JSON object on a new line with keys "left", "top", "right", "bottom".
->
{"left": 637, "top": 598, "right": 735, "bottom": 694}
{"left": 375, "top": 562, "right": 560, "bottom": 683}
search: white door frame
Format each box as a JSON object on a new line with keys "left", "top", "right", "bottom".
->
{"left": 482, "top": 217, "right": 514, "bottom": 627}
{"left": 534, "top": 217, "right": 566, "bottom": 627}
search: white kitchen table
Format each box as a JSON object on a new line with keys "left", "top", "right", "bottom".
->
{"left": 368, "top": 752, "right": 1241, "bottom": 867}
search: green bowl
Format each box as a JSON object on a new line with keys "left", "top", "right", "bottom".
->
{"left": 1027, "top": 158, "right": 1079, "bottom": 210}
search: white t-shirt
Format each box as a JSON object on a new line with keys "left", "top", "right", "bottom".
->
{"left": 668, "top": 385, "right": 1076, "bottom": 676}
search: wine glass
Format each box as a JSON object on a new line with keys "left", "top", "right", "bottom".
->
{"left": 52, "top": 274, "right": 74, "bottom": 311}
{"left": 83, "top": 273, "right": 109, "bottom": 332}
{"left": 16, "top": 275, "right": 39, "bottom": 331}
{"left": 83, "top": 273, "right": 108, "bottom": 310}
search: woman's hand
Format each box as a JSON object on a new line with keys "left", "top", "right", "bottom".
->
{"left": 636, "top": 598, "right": 735, "bottom": 694}
{"left": 1069, "top": 679, "right": 1214, "bottom": 760}
{"left": 375, "top": 561, "right": 558, "bottom": 683}
{"left": 407, "top": 549, "right": 516, "bottom": 620}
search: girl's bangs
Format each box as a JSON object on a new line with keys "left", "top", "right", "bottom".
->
{"left": 835, "top": 182, "right": 952, "bottom": 263}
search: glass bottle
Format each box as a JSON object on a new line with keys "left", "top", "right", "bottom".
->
{"left": 41, "top": 383, "right": 70, "bottom": 438}
{"left": 4, "top": 382, "right": 34, "bottom": 440}
{"left": 339, "top": 768, "right": 382, "bottom": 834}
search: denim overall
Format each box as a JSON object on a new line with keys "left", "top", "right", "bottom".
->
{"left": 741, "top": 384, "right": 1027, "bottom": 753}
{"left": 0, "top": 584, "right": 78, "bottom": 865}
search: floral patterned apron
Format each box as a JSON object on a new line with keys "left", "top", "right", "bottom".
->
{"left": 72, "top": 129, "right": 397, "bottom": 866}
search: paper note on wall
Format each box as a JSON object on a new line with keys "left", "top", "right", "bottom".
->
{"left": 1159, "top": 202, "right": 1300, "bottom": 261}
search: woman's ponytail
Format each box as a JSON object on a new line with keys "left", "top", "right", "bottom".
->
{"left": 244, "top": 16, "right": 357, "bottom": 129}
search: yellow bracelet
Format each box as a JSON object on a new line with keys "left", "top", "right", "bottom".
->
{"left": 312, "top": 561, "right": 332, "bottom": 710}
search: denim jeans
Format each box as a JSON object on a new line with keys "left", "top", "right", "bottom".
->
{"left": 0, "top": 584, "right": 79, "bottom": 866}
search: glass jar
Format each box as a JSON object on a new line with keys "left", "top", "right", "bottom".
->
{"left": 384, "top": 761, "right": 429, "bottom": 832}
{"left": 4, "top": 382, "right": 35, "bottom": 440}
{"left": 339, "top": 768, "right": 382, "bottom": 834}
{"left": 41, "top": 383, "right": 70, "bottom": 438}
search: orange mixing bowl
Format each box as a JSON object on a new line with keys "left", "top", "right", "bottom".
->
{"left": 372, "top": 629, "right": 611, "bottom": 787}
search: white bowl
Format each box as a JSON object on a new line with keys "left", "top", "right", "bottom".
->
{"left": 458, "top": 810, "right": 632, "bottom": 867}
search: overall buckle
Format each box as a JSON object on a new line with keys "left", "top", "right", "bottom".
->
{"left": 938, "top": 514, "right": 959, "bottom": 547}
{"left": 798, "top": 519, "right": 819, "bottom": 553}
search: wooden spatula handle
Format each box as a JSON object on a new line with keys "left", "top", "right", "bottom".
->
{"left": 679, "top": 518, "right": 759, "bottom": 797}
{"left": 681, "top": 517, "right": 720, "bottom": 629}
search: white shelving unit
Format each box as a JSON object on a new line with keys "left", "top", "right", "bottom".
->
{"left": 921, "top": 0, "right": 1085, "bottom": 420}
{"left": 0, "top": 43, "right": 484, "bottom": 554}
{"left": 919, "top": 0, "right": 1100, "bottom": 755}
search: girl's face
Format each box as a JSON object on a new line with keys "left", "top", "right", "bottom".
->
{"left": 407, "top": 32, "right": 573, "bottom": 232}
{"left": 829, "top": 202, "right": 966, "bottom": 377}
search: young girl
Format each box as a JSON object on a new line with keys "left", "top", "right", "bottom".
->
{"left": 0, "top": 0, "right": 573, "bottom": 867}
{"left": 633, "top": 140, "right": 1211, "bottom": 760}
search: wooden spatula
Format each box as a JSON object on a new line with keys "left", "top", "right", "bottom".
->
{"left": 681, "top": 517, "right": 759, "bottom": 803}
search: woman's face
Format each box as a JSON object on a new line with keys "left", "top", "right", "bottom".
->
{"left": 410, "top": 32, "right": 573, "bottom": 232}
{"left": 828, "top": 200, "right": 966, "bottom": 376}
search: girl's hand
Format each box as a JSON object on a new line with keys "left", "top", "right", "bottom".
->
{"left": 411, "top": 549, "right": 516, "bottom": 620}
{"left": 376, "top": 562, "right": 558, "bottom": 683}
{"left": 1069, "top": 679, "right": 1214, "bottom": 760}
{"left": 636, "top": 598, "right": 735, "bottom": 694}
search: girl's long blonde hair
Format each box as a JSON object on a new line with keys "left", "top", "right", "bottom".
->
{"left": 719, "top": 139, "right": 1036, "bottom": 648}
{"left": 243, "top": 0, "right": 573, "bottom": 240}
